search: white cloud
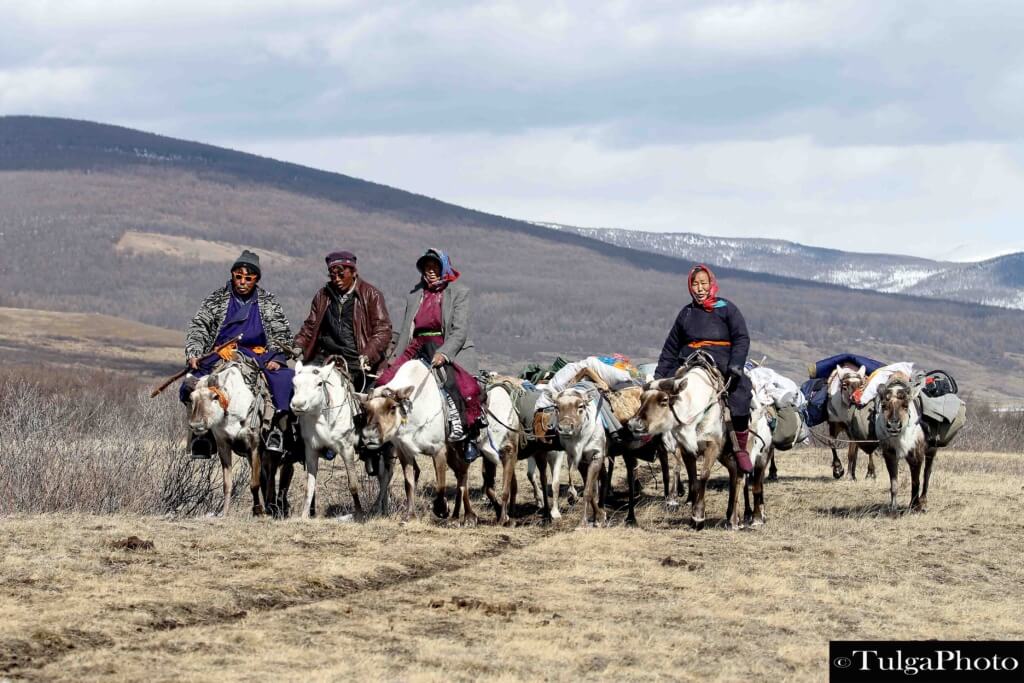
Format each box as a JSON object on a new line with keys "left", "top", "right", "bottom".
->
{"left": 0, "top": 66, "right": 105, "bottom": 111}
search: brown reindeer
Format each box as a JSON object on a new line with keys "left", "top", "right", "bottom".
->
{"left": 827, "top": 365, "right": 877, "bottom": 480}
{"left": 874, "top": 379, "right": 934, "bottom": 514}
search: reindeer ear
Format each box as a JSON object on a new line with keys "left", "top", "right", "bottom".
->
{"left": 395, "top": 385, "right": 415, "bottom": 401}
{"left": 322, "top": 361, "right": 335, "bottom": 375}
{"left": 672, "top": 377, "right": 689, "bottom": 394}
{"left": 858, "top": 365, "right": 866, "bottom": 376}
{"left": 653, "top": 378, "right": 675, "bottom": 393}
{"left": 295, "top": 360, "right": 303, "bottom": 373}
{"left": 208, "top": 375, "right": 220, "bottom": 388}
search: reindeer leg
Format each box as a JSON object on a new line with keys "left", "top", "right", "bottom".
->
{"left": 919, "top": 447, "right": 936, "bottom": 512}
{"left": 401, "top": 450, "right": 418, "bottom": 522}
{"left": 482, "top": 457, "right": 501, "bottom": 517}
{"left": 767, "top": 445, "right": 778, "bottom": 482}
{"left": 301, "top": 442, "right": 318, "bottom": 519}
{"left": 829, "top": 422, "right": 845, "bottom": 479}
{"left": 908, "top": 446, "right": 924, "bottom": 512}
{"left": 459, "top": 460, "right": 477, "bottom": 527}
{"left": 743, "top": 470, "right": 753, "bottom": 526}
{"left": 374, "top": 447, "right": 394, "bottom": 516}
{"left": 526, "top": 456, "right": 544, "bottom": 508}
{"left": 591, "top": 456, "right": 608, "bottom": 527}
{"left": 661, "top": 448, "right": 679, "bottom": 511}
{"left": 847, "top": 442, "right": 859, "bottom": 481}
{"left": 536, "top": 454, "right": 552, "bottom": 522}
{"left": 625, "top": 454, "right": 638, "bottom": 527}
{"left": 683, "top": 449, "right": 697, "bottom": 507}
{"left": 278, "top": 460, "right": 294, "bottom": 518}
{"left": 549, "top": 450, "right": 565, "bottom": 520}
{"left": 752, "top": 463, "right": 767, "bottom": 526}
{"left": 219, "top": 443, "right": 233, "bottom": 518}
{"left": 724, "top": 455, "right": 742, "bottom": 531}
{"left": 692, "top": 441, "right": 718, "bottom": 530}
{"left": 866, "top": 449, "right": 877, "bottom": 479}
{"left": 884, "top": 453, "right": 900, "bottom": 515}
{"left": 499, "top": 442, "right": 517, "bottom": 526}
{"left": 249, "top": 446, "right": 264, "bottom": 517}
{"left": 339, "top": 444, "right": 363, "bottom": 517}
{"left": 262, "top": 449, "right": 279, "bottom": 518}
{"left": 432, "top": 448, "right": 450, "bottom": 519}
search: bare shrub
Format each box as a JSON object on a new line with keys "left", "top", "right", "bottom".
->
{"left": 955, "top": 402, "right": 1024, "bottom": 453}
{"left": 0, "top": 366, "right": 245, "bottom": 515}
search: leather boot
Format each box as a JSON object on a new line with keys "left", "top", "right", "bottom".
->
{"left": 733, "top": 430, "right": 753, "bottom": 473}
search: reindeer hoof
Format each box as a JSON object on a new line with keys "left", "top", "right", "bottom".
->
{"left": 867, "top": 470, "right": 877, "bottom": 480}
{"left": 751, "top": 517, "right": 766, "bottom": 528}
{"left": 625, "top": 516, "right": 638, "bottom": 528}
{"left": 665, "top": 500, "right": 680, "bottom": 511}
{"left": 832, "top": 464, "right": 844, "bottom": 480}
{"left": 691, "top": 517, "right": 706, "bottom": 531}
{"left": 462, "top": 515, "right": 479, "bottom": 528}
{"left": 766, "top": 472, "right": 778, "bottom": 482}
{"left": 432, "top": 497, "right": 449, "bottom": 519}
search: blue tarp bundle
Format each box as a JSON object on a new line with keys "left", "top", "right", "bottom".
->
{"left": 800, "top": 353, "right": 887, "bottom": 427}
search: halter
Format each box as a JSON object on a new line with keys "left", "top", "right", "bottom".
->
{"left": 318, "top": 366, "right": 359, "bottom": 422}
{"left": 208, "top": 386, "right": 230, "bottom": 411}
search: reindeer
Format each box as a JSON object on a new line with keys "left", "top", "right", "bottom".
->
{"left": 361, "top": 360, "right": 501, "bottom": 525}
{"left": 478, "top": 383, "right": 521, "bottom": 526}
{"left": 827, "top": 364, "right": 876, "bottom": 480}
{"left": 552, "top": 387, "right": 609, "bottom": 527}
{"left": 740, "top": 393, "right": 775, "bottom": 527}
{"left": 290, "top": 361, "right": 394, "bottom": 519}
{"left": 629, "top": 363, "right": 746, "bottom": 530}
{"left": 187, "top": 364, "right": 265, "bottom": 517}
{"left": 874, "top": 378, "right": 934, "bottom": 514}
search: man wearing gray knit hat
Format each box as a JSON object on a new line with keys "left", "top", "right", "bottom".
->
{"left": 181, "top": 250, "right": 295, "bottom": 459}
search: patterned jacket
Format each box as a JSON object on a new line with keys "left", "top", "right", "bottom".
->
{"left": 185, "top": 285, "right": 293, "bottom": 359}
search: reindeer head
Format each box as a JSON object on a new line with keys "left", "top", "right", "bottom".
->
{"left": 188, "top": 374, "right": 229, "bottom": 434}
{"left": 880, "top": 381, "right": 912, "bottom": 437}
{"left": 837, "top": 365, "right": 867, "bottom": 404}
{"left": 361, "top": 385, "right": 414, "bottom": 448}
{"left": 629, "top": 377, "right": 688, "bottom": 436}
{"left": 553, "top": 388, "right": 591, "bottom": 438}
{"left": 290, "top": 361, "right": 334, "bottom": 415}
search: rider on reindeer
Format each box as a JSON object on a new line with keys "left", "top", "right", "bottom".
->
{"left": 654, "top": 264, "right": 754, "bottom": 473}
{"left": 181, "top": 250, "right": 295, "bottom": 459}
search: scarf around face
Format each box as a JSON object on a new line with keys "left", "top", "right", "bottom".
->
{"left": 420, "top": 248, "right": 460, "bottom": 291}
{"left": 688, "top": 264, "right": 722, "bottom": 311}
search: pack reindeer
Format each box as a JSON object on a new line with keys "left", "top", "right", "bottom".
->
{"left": 187, "top": 363, "right": 265, "bottom": 517}
{"left": 552, "top": 387, "right": 609, "bottom": 527}
{"left": 290, "top": 361, "right": 394, "bottom": 519}
{"left": 478, "top": 383, "right": 522, "bottom": 526}
{"left": 827, "top": 364, "right": 876, "bottom": 480}
{"left": 874, "top": 377, "right": 934, "bottom": 513}
{"left": 629, "top": 358, "right": 747, "bottom": 530}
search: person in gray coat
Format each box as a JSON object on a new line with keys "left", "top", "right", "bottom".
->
{"left": 377, "top": 249, "right": 483, "bottom": 444}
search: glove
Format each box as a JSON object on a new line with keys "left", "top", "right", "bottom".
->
{"left": 726, "top": 365, "right": 744, "bottom": 385}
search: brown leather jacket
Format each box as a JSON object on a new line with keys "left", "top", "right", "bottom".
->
{"left": 294, "top": 279, "right": 393, "bottom": 369}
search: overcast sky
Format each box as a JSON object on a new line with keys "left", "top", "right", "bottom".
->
{"left": 3, "top": 0, "right": 1023, "bottom": 260}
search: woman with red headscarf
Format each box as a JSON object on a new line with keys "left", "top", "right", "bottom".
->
{"left": 653, "top": 264, "right": 754, "bottom": 472}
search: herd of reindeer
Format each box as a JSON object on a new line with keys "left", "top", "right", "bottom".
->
{"left": 184, "top": 353, "right": 943, "bottom": 529}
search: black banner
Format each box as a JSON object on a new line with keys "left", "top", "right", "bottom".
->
{"left": 830, "top": 641, "right": 1024, "bottom": 682}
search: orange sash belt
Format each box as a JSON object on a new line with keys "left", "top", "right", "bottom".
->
{"left": 687, "top": 340, "right": 732, "bottom": 349}
{"left": 216, "top": 341, "right": 267, "bottom": 361}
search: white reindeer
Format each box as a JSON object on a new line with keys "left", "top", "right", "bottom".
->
{"left": 552, "top": 387, "right": 609, "bottom": 527}
{"left": 187, "top": 364, "right": 264, "bottom": 517}
{"left": 291, "top": 361, "right": 393, "bottom": 519}
{"left": 478, "top": 384, "right": 521, "bottom": 526}
{"left": 362, "top": 360, "right": 500, "bottom": 525}
{"left": 629, "top": 365, "right": 746, "bottom": 530}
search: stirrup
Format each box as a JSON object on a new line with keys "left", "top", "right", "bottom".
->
{"left": 265, "top": 428, "right": 285, "bottom": 454}
{"left": 189, "top": 433, "right": 214, "bottom": 460}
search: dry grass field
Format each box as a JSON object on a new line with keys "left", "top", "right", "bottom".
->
{"left": 2, "top": 448, "right": 1022, "bottom": 682}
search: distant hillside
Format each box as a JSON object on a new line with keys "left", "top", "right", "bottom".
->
{"left": 2, "top": 116, "right": 1023, "bottom": 398}
{"left": 538, "top": 223, "right": 1024, "bottom": 310}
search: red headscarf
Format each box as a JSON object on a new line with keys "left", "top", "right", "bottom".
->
{"left": 688, "top": 264, "right": 720, "bottom": 311}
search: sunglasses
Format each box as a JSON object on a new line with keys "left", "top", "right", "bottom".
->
{"left": 329, "top": 266, "right": 355, "bottom": 277}
{"left": 232, "top": 272, "right": 258, "bottom": 283}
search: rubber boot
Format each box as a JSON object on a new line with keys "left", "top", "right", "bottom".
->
{"left": 733, "top": 430, "right": 753, "bottom": 473}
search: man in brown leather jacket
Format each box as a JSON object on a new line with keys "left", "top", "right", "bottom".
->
{"left": 293, "top": 250, "right": 392, "bottom": 391}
